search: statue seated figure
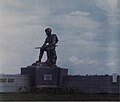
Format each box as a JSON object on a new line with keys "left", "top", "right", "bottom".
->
{"left": 34, "top": 28, "right": 58, "bottom": 67}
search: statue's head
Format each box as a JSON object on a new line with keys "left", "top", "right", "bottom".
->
{"left": 45, "top": 28, "right": 52, "bottom": 36}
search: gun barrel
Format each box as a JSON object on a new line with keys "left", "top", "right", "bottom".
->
{"left": 35, "top": 47, "right": 41, "bottom": 49}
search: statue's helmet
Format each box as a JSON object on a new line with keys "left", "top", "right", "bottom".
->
{"left": 45, "top": 28, "right": 52, "bottom": 33}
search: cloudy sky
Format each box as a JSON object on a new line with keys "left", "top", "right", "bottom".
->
{"left": 0, "top": 0, "right": 120, "bottom": 75}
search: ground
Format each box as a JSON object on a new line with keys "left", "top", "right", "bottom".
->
{"left": 0, "top": 92, "right": 119, "bottom": 101}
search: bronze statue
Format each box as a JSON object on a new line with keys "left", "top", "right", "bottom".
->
{"left": 35, "top": 28, "right": 58, "bottom": 67}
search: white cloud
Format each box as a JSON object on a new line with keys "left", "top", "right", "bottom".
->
{"left": 69, "top": 56, "right": 83, "bottom": 65}
{"left": 104, "top": 59, "right": 119, "bottom": 74}
{"left": 106, "top": 59, "right": 118, "bottom": 66}
{"left": 48, "top": 10, "right": 101, "bottom": 33}
{"left": 96, "top": 0, "right": 118, "bottom": 13}
{"left": 88, "top": 60, "right": 100, "bottom": 66}
{"left": 106, "top": 61, "right": 116, "bottom": 66}
{"left": 70, "top": 11, "right": 90, "bottom": 16}
{"left": 0, "top": 2, "right": 50, "bottom": 28}
{"left": 0, "top": 0, "right": 28, "bottom": 7}
{"left": 69, "top": 56, "right": 101, "bottom": 67}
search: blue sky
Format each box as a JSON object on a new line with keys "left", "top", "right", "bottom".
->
{"left": 0, "top": 0, "right": 120, "bottom": 75}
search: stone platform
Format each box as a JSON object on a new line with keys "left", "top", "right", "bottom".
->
{"left": 21, "top": 64, "right": 68, "bottom": 88}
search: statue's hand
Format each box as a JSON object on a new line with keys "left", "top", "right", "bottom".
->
{"left": 42, "top": 44, "right": 46, "bottom": 48}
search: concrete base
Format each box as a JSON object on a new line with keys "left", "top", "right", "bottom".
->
{"left": 21, "top": 65, "right": 68, "bottom": 88}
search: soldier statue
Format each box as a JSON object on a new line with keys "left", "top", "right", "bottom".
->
{"left": 35, "top": 28, "right": 58, "bottom": 67}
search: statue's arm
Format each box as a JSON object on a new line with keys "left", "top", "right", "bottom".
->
{"left": 42, "top": 38, "right": 47, "bottom": 47}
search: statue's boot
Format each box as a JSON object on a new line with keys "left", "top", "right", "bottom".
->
{"left": 37, "top": 57, "right": 41, "bottom": 63}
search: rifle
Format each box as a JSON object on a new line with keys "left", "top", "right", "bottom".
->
{"left": 35, "top": 47, "right": 41, "bottom": 49}
{"left": 35, "top": 45, "right": 57, "bottom": 49}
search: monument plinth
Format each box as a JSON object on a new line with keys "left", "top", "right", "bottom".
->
{"left": 21, "top": 64, "right": 68, "bottom": 88}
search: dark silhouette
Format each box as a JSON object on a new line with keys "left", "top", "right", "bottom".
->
{"left": 35, "top": 28, "right": 58, "bottom": 67}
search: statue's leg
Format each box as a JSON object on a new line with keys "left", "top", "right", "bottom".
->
{"left": 46, "top": 48, "right": 51, "bottom": 64}
{"left": 46, "top": 47, "right": 57, "bottom": 66}
{"left": 47, "top": 48, "right": 57, "bottom": 66}
{"left": 38, "top": 47, "right": 45, "bottom": 62}
{"left": 52, "top": 49, "right": 57, "bottom": 65}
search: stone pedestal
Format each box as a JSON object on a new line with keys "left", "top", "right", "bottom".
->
{"left": 21, "top": 65, "right": 68, "bottom": 88}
